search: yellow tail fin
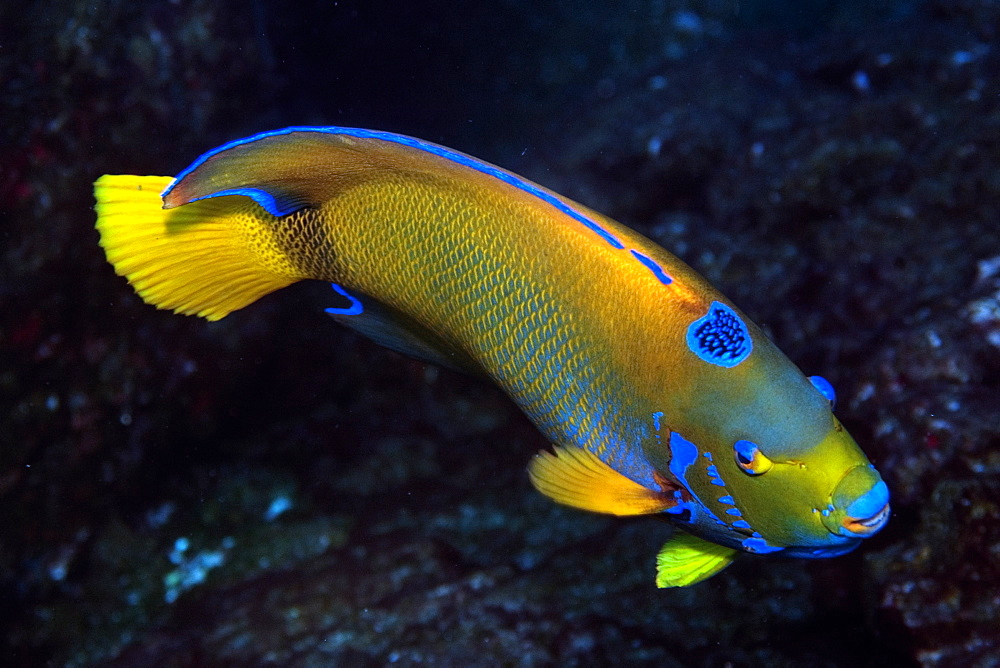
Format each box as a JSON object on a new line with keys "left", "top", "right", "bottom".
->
{"left": 94, "top": 175, "right": 304, "bottom": 321}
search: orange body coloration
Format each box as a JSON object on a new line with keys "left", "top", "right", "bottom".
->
{"left": 95, "top": 127, "right": 889, "bottom": 586}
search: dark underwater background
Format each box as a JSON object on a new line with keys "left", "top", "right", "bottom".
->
{"left": 3, "top": 0, "right": 999, "bottom": 665}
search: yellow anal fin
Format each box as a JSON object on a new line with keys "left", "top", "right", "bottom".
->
{"left": 655, "top": 531, "right": 737, "bottom": 588}
{"left": 95, "top": 175, "right": 304, "bottom": 321}
{"left": 527, "top": 445, "right": 676, "bottom": 516}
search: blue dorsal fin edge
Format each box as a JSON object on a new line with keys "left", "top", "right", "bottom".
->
{"left": 161, "top": 126, "right": 626, "bottom": 247}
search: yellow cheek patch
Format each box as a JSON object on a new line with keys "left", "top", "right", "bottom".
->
{"left": 527, "top": 445, "right": 677, "bottom": 516}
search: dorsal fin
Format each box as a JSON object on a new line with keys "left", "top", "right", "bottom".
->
{"left": 159, "top": 127, "right": 623, "bottom": 254}
{"left": 161, "top": 128, "right": 411, "bottom": 214}
{"left": 528, "top": 445, "right": 678, "bottom": 516}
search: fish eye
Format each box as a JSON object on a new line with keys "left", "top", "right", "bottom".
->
{"left": 809, "top": 375, "right": 836, "bottom": 408}
{"left": 734, "top": 440, "right": 772, "bottom": 475}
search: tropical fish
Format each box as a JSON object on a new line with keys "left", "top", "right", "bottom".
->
{"left": 94, "top": 127, "right": 890, "bottom": 587}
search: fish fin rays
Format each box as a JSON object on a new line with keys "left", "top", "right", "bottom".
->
{"left": 655, "top": 531, "right": 738, "bottom": 588}
{"left": 94, "top": 174, "right": 303, "bottom": 321}
{"left": 325, "top": 285, "right": 482, "bottom": 374}
{"left": 528, "top": 445, "right": 677, "bottom": 516}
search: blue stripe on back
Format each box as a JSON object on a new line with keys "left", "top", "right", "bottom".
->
{"left": 629, "top": 249, "right": 673, "bottom": 285}
{"left": 164, "top": 126, "right": 627, "bottom": 249}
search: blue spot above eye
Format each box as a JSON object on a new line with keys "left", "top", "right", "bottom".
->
{"left": 809, "top": 375, "right": 837, "bottom": 407}
{"left": 686, "top": 301, "right": 752, "bottom": 368}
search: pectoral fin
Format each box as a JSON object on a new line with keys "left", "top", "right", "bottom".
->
{"left": 655, "top": 531, "right": 737, "bottom": 588}
{"left": 325, "top": 284, "right": 482, "bottom": 374}
{"left": 528, "top": 445, "right": 677, "bottom": 516}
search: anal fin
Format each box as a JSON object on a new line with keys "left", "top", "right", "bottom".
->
{"left": 528, "top": 445, "right": 677, "bottom": 516}
{"left": 655, "top": 531, "right": 737, "bottom": 588}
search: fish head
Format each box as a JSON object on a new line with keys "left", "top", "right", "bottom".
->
{"left": 710, "top": 418, "right": 890, "bottom": 557}
{"left": 659, "top": 343, "right": 891, "bottom": 557}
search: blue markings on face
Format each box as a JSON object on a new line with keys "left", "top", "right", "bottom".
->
{"left": 324, "top": 283, "right": 364, "bottom": 315}
{"left": 667, "top": 431, "right": 699, "bottom": 492}
{"left": 718, "top": 495, "right": 734, "bottom": 505}
{"left": 809, "top": 375, "right": 837, "bottom": 407}
{"left": 686, "top": 301, "right": 752, "bottom": 368}
{"left": 629, "top": 250, "right": 673, "bottom": 285}
{"left": 725, "top": 508, "right": 743, "bottom": 517}
{"left": 846, "top": 480, "right": 889, "bottom": 519}
{"left": 731, "top": 520, "right": 752, "bottom": 530}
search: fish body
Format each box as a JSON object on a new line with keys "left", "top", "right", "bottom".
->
{"left": 95, "top": 127, "right": 889, "bottom": 586}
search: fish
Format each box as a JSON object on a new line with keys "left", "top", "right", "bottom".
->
{"left": 94, "top": 126, "right": 890, "bottom": 587}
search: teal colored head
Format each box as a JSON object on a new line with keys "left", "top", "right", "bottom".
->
{"left": 659, "top": 320, "right": 891, "bottom": 558}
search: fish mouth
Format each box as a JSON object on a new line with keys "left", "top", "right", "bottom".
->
{"left": 843, "top": 502, "right": 890, "bottom": 536}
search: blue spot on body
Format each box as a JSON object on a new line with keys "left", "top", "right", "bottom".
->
{"left": 325, "top": 284, "right": 364, "bottom": 315}
{"left": 710, "top": 479, "right": 726, "bottom": 487}
{"left": 731, "top": 520, "right": 752, "bottom": 530}
{"left": 718, "top": 495, "right": 734, "bottom": 505}
{"left": 706, "top": 465, "right": 719, "bottom": 478}
{"left": 686, "top": 301, "right": 752, "bottom": 368}
{"left": 741, "top": 535, "right": 784, "bottom": 554}
{"left": 703, "top": 452, "right": 713, "bottom": 461}
{"left": 629, "top": 250, "right": 673, "bottom": 285}
{"left": 725, "top": 508, "right": 743, "bottom": 517}
{"left": 809, "top": 375, "right": 837, "bottom": 406}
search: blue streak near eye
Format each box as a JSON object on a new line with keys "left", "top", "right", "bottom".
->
{"left": 325, "top": 284, "right": 364, "bottom": 315}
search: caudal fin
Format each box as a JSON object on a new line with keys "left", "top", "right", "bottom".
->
{"left": 94, "top": 174, "right": 304, "bottom": 321}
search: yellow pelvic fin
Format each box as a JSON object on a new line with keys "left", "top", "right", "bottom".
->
{"left": 527, "top": 445, "right": 676, "bottom": 516}
{"left": 655, "top": 531, "right": 738, "bottom": 588}
{"left": 94, "top": 175, "right": 304, "bottom": 321}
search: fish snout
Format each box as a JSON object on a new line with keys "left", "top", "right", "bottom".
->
{"left": 822, "top": 465, "right": 890, "bottom": 538}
